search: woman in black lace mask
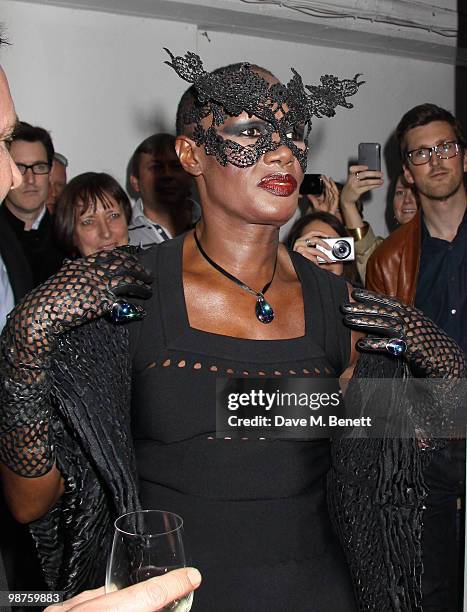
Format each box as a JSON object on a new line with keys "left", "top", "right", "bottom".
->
{"left": 0, "top": 51, "right": 465, "bottom": 611}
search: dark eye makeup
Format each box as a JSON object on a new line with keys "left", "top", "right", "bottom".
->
{"left": 220, "top": 120, "right": 270, "bottom": 138}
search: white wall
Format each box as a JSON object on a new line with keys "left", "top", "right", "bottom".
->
{"left": 0, "top": 1, "right": 197, "bottom": 188}
{"left": 0, "top": 0, "right": 455, "bottom": 235}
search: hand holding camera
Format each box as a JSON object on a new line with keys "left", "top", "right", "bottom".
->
{"left": 316, "top": 236, "right": 355, "bottom": 263}
{"left": 293, "top": 229, "right": 354, "bottom": 267}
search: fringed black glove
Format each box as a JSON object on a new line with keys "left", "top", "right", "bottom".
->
{"left": 341, "top": 288, "right": 466, "bottom": 379}
{"left": 0, "top": 249, "right": 153, "bottom": 477}
{"left": 342, "top": 288, "right": 467, "bottom": 439}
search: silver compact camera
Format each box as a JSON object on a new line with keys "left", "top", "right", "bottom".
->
{"left": 316, "top": 237, "right": 355, "bottom": 263}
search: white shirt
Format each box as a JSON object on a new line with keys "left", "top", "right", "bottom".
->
{"left": 31, "top": 204, "right": 47, "bottom": 230}
{"left": 128, "top": 198, "right": 200, "bottom": 248}
{"left": 0, "top": 252, "right": 14, "bottom": 332}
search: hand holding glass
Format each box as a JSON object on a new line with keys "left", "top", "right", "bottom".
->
{"left": 106, "top": 510, "right": 193, "bottom": 611}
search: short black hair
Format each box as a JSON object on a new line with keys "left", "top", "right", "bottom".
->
{"left": 396, "top": 103, "right": 465, "bottom": 159}
{"left": 12, "top": 121, "right": 54, "bottom": 166}
{"left": 175, "top": 63, "right": 275, "bottom": 137}
{"left": 176, "top": 85, "right": 197, "bottom": 136}
{"left": 130, "top": 133, "right": 176, "bottom": 178}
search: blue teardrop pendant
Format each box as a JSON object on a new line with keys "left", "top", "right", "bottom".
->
{"left": 110, "top": 299, "right": 145, "bottom": 325}
{"left": 255, "top": 296, "right": 274, "bottom": 324}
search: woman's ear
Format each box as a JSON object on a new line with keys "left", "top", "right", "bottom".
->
{"left": 175, "top": 136, "right": 203, "bottom": 177}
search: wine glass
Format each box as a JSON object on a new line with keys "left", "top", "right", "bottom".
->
{"left": 106, "top": 509, "right": 193, "bottom": 611}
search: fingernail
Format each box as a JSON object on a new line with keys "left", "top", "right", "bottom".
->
{"left": 187, "top": 568, "right": 202, "bottom": 587}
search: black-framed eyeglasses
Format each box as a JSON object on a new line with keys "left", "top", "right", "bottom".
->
{"left": 15, "top": 162, "right": 51, "bottom": 176}
{"left": 406, "top": 140, "right": 460, "bottom": 166}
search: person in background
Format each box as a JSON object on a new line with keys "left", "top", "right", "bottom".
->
{"left": 339, "top": 167, "right": 417, "bottom": 282}
{"left": 1, "top": 121, "right": 63, "bottom": 286}
{"left": 289, "top": 211, "right": 359, "bottom": 282}
{"left": 54, "top": 172, "right": 131, "bottom": 258}
{"left": 306, "top": 174, "right": 342, "bottom": 219}
{"left": 392, "top": 172, "right": 418, "bottom": 225}
{"left": 45, "top": 152, "right": 68, "bottom": 215}
{"left": 128, "top": 133, "right": 198, "bottom": 247}
{"left": 338, "top": 164, "right": 384, "bottom": 282}
{"left": 278, "top": 174, "right": 341, "bottom": 243}
{"left": 366, "top": 103, "right": 467, "bottom": 612}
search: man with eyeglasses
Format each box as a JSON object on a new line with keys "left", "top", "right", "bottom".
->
{"left": 0, "top": 121, "right": 63, "bottom": 289}
{"left": 366, "top": 103, "right": 467, "bottom": 612}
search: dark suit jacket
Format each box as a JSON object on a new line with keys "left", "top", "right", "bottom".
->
{"left": 0, "top": 211, "right": 45, "bottom": 607}
{"left": 0, "top": 207, "right": 33, "bottom": 302}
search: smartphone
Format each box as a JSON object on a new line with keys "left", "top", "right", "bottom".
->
{"left": 358, "top": 143, "right": 381, "bottom": 171}
{"left": 299, "top": 174, "right": 323, "bottom": 196}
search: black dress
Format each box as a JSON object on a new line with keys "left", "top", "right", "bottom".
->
{"left": 130, "top": 236, "right": 357, "bottom": 611}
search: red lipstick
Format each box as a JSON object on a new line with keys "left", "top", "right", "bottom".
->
{"left": 257, "top": 173, "right": 297, "bottom": 197}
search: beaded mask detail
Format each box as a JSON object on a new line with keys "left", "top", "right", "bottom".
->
{"left": 165, "top": 48, "right": 364, "bottom": 172}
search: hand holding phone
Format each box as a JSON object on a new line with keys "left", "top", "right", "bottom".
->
{"left": 299, "top": 174, "right": 323, "bottom": 196}
{"left": 358, "top": 143, "right": 381, "bottom": 171}
{"left": 340, "top": 164, "right": 384, "bottom": 211}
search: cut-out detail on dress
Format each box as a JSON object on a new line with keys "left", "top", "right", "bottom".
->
{"left": 162, "top": 359, "right": 171, "bottom": 367}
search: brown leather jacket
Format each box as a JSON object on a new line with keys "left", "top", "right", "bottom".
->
{"left": 365, "top": 211, "right": 422, "bottom": 306}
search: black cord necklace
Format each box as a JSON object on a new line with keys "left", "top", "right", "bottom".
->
{"left": 193, "top": 229, "right": 277, "bottom": 324}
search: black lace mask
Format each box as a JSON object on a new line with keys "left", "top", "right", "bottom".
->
{"left": 165, "top": 49, "right": 364, "bottom": 172}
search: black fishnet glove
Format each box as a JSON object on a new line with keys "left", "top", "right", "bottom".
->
{"left": 341, "top": 288, "right": 466, "bottom": 379}
{"left": 342, "top": 289, "right": 467, "bottom": 440}
{"left": 0, "top": 249, "right": 153, "bottom": 477}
